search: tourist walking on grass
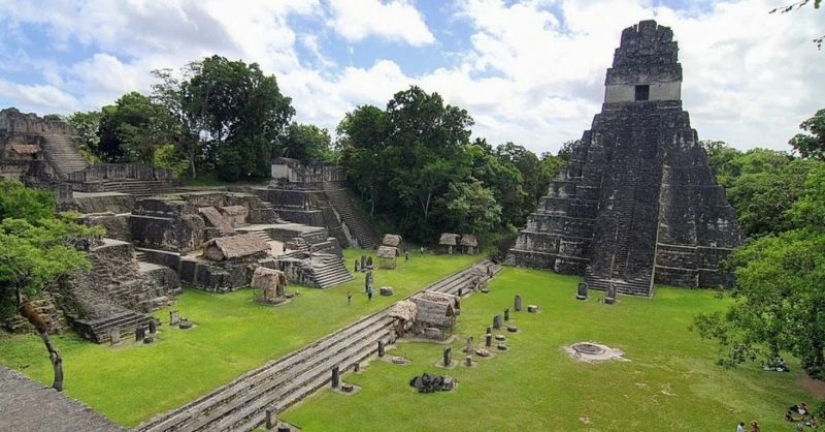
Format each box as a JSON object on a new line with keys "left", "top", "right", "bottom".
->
{"left": 366, "top": 285, "right": 373, "bottom": 302}
{"left": 347, "top": 291, "right": 352, "bottom": 305}
{"left": 736, "top": 421, "right": 745, "bottom": 432}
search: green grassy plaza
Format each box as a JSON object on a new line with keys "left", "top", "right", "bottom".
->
{"left": 0, "top": 251, "right": 816, "bottom": 431}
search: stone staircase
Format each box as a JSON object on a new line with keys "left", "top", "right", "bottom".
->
{"left": 40, "top": 133, "right": 89, "bottom": 178}
{"left": 137, "top": 259, "right": 499, "bottom": 432}
{"left": 100, "top": 179, "right": 185, "bottom": 197}
{"left": 73, "top": 310, "right": 154, "bottom": 344}
{"left": 322, "top": 185, "right": 380, "bottom": 250}
{"left": 310, "top": 257, "right": 354, "bottom": 288}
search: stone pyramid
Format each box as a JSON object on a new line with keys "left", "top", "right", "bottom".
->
{"left": 505, "top": 20, "right": 742, "bottom": 296}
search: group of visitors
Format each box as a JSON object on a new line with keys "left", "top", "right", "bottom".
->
{"left": 737, "top": 403, "right": 818, "bottom": 432}
{"left": 737, "top": 421, "right": 761, "bottom": 432}
{"left": 786, "top": 402, "right": 819, "bottom": 430}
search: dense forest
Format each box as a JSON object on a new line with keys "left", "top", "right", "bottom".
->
{"left": 65, "top": 55, "right": 568, "bottom": 243}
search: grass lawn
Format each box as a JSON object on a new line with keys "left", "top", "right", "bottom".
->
{"left": 281, "top": 267, "right": 817, "bottom": 432}
{"left": 0, "top": 250, "right": 478, "bottom": 427}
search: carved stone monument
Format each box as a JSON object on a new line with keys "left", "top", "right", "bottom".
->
{"left": 505, "top": 20, "right": 742, "bottom": 296}
{"left": 331, "top": 365, "right": 340, "bottom": 388}
{"left": 576, "top": 282, "right": 588, "bottom": 300}
{"left": 443, "top": 346, "right": 452, "bottom": 367}
{"left": 605, "top": 283, "right": 617, "bottom": 304}
{"left": 514, "top": 294, "right": 522, "bottom": 312}
{"left": 493, "top": 314, "right": 503, "bottom": 330}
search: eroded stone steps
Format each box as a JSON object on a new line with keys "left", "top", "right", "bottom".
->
{"left": 188, "top": 321, "right": 393, "bottom": 432}
{"left": 137, "top": 312, "right": 393, "bottom": 432}
{"left": 137, "top": 260, "right": 497, "bottom": 432}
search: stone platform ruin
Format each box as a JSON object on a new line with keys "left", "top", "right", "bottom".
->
{"left": 506, "top": 20, "right": 742, "bottom": 296}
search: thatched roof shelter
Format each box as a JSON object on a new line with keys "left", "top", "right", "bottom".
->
{"left": 377, "top": 246, "right": 398, "bottom": 258}
{"left": 410, "top": 291, "right": 458, "bottom": 328}
{"left": 377, "top": 245, "right": 399, "bottom": 269}
{"left": 388, "top": 300, "right": 417, "bottom": 322}
{"left": 459, "top": 234, "right": 478, "bottom": 247}
{"left": 250, "top": 267, "right": 287, "bottom": 290}
{"left": 203, "top": 233, "right": 269, "bottom": 261}
{"left": 199, "top": 206, "right": 234, "bottom": 235}
{"left": 382, "top": 234, "right": 402, "bottom": 247}
{"left": 439, "top": 233, "right": 460, "bottom": 246}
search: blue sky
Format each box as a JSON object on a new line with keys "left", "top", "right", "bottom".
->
{"left": 0, "top": 0, "right": 823, "bottom": 155}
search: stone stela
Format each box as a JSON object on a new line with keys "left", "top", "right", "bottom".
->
{"left": 505, "top": 20, "right": 742, "bottom": 297}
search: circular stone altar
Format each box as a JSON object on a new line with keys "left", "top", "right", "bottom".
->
{"left": 565, "top": 342, "right": 625, "bottom": 362}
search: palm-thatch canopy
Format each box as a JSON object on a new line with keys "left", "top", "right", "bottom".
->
{"left": 250, "top": 267, "right": 288, "bottom": 290}
{"left": 459, "top": 234, "right": 478, "bottom": 247}
{"left": 382, "top": 234, "right": 403, "bottom": 247}
{"left": 377, "top": 246, "right": 398, "bottom": 259}
{"left": 410, "top": 291, "right": 458, "bottom": 328}
{"left": 439, "top": 233, "right": 460, "bottom": 246}
{"left": 203, "top": 233, "right": 269, "bottom": 261}
{"left": 198, "top": 206, "right": 234, "bottom": 235}
{"left": 388, "top": 300, "right": 417, "bottom": 322}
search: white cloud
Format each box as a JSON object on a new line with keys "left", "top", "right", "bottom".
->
{"left": 0, "top": 0, "right": 822, "bottom": 156}
{"left": 326, "top": 0, "right": 435, "bottom": 46}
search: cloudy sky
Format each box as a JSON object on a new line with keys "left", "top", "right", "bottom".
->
{"left": 0, "top": 0, "right": 822, "bottom": 155}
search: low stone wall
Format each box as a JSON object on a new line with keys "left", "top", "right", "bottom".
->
{"left": 67, "top": 164, "right": 173, "bottom": 183}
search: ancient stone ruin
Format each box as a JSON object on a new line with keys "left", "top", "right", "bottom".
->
{"left": 255, "top": 157, "right": 381, "bottom": 249}
{"left": 409, "top": 372, "right": 455, "bottom": 393}
{"left": 506, "top": 20, "right": 742, "bottom": 296}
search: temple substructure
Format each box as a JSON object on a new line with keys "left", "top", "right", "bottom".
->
{"left": 506, "top": 20, "right": 742, "bottom": 296}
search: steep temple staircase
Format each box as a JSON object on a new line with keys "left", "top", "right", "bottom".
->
{"left": 40, "top": 132, "right": 89, "bottom": 178}
{"left": 321, "top": 183, "right": 381, "bottom": 249}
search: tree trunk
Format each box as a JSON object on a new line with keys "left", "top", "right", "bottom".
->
{"left": 19, "top": 301, "right": 64, "bottom": 391}
{"left": 38, "top": 329, "right": 64, "bottom": 392}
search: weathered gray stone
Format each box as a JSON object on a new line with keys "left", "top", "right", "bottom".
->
{"left": 514, "top": 294, "right": 522, "bottom": 312}
{"left": 331, "top": 365, "right": 340, "bottom": 388}
{"left": 443, "top": 346, "right": 452, "bottom": 367}
{"left": 576, "top": 282, "right": 588, "bottom": 300}
{"left": 493, "top": 314, "right": 502, "bottom": 330}
{"left": 506, "top": 20, "right": 742, "bottom": 296}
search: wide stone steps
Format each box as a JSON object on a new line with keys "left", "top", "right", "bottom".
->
{"left": 100, "top": 180, "right": 184, "bottom": 197}
{"left": 74, "top": 310, "right": 153, "bottom": 344}
{"left": 137, "top": 259, "right": 498, "bottom": 432}
{"left": 311, "top": 259, "right": 354, "bottom": 288}
{"left": 196, "top": 322, "right": 392, "bottom": 432}
{"left": 137, "top": 312, "right": 394, "bottom": 432}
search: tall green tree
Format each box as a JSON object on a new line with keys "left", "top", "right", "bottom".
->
{"left": 98, "top": 92, "right": 171, "bottom": 163}
{"left": 0, "top": 181, "right": 103, "bottom": 391}
{"left": 281, "top": 123, "right": 333, "bottom": 163}
{"left": 790, "top": 109, "right": 825, "bottom": 160}
{"left": 337, "top": 105, "right": 389, "bottom": 216}
{"left": 693, "top": 163, "right": 825, "bottom": 378}
{"left": 442, "top": 180, "right": 502, "bottom": 234}
{"left": 66, "top": 110, "right": 103, "bottom": 163}
{"left": 151, "top": 56, "right": 295, "bottom": 180}
{"left": 384, "top": 86, "right": 473, "bottom": 238}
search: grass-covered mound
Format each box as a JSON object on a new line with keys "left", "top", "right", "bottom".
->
{"left": 281, "top": 267, "right": 816, "bottom": 432}
{"left": 0, "top": 250, "right": 478, "bottom": 426}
